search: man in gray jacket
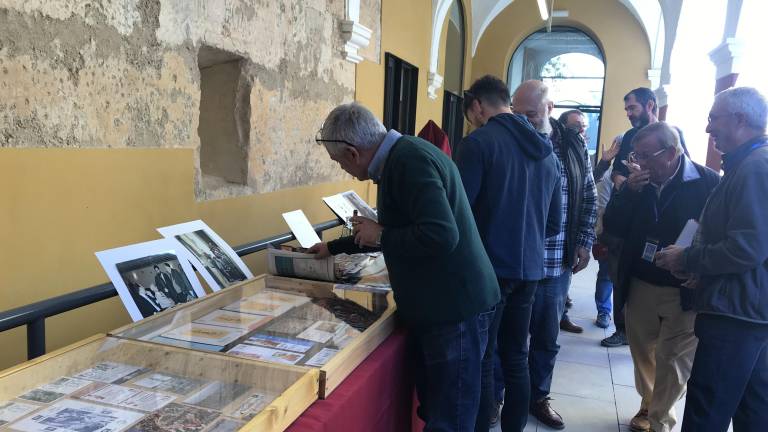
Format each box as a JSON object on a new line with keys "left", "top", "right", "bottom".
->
{"left": 656, "top": 87, "right": 768, "bottom": 432}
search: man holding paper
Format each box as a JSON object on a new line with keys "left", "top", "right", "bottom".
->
{"left": 655, "top": 87, "right": 768, "bottom": 432}
{"left": 309, "top": 102, "right": 500, "bottom": 432}
{"left": 603, "top": 122, "right": 719, "bottom": 432}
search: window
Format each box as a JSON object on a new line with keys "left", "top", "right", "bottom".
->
{"left": 384, "top": 53, "right": 418, "bottom": 135}
{"left": 198, "top": 45, "right": 250, "bottom": 188}
{"left": 508, "top": 27, "right": 606, "bottom": 155}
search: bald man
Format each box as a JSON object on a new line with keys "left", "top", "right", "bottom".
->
{"left": 513, "top": 80, "right": 597, "bottom": 430}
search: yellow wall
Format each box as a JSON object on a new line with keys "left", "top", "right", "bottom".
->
{"left": 472, "top": 0, "right": 652, "bottom": 153}
{"left": 0, "top": 0, "right": 477, "bottom": 370}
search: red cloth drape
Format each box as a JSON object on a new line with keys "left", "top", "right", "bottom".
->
{"left": 286, "top": 327, "right": 419, "bottom": 432}
{"left": 418, "top": 120, "right": 452, "bottom": 157}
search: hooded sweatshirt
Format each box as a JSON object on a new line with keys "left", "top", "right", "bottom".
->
{"left": 457, "top": 113, "right": 562, "bottom": 281}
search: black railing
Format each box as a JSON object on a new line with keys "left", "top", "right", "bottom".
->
{"left": 0, "top": 219, "right": 343, "bottom": 360}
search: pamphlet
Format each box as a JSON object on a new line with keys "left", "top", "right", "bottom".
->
{"left": 80, "top": 384, "right": 175, "bottom": 412}
{"left": 19, "top": 377, "right": 93, "bottom": 404}
{"left": 305, "top": 348, "right": 340, "bottom": 367}
{"left": 0, "top": 401, "right": 39, "bottom": 426}
{"left": 675, "top": 219, "right": 699, "bottom": 247}
{"left": 73, "top": 362, "right": 143, "bottom": 383}
{"left": 244, "top": 334, "right": 315, "bottom": 353}
{"left": 194, "top": 309, "right": 272, "bottom": 330}
{"left": 227, "top": 344, "right": 305, "bottom": 365}
{"left": 297, "top": 320, "right": 348, "bottom": 344}
{"left": 251, "top": 290, "right": 311, "bottom": 307}
{"left": 10, "top": 399, "right": 144, "bottom": 432}
{"left": 161, "top": 322, "right": 248, "bottom": 347}
{"left": 222, "top": 296, "right": 294, "bottom": 317}
{"left": 267, "top": 248, "right": 335, "bottom": 282}
{"left": 131, "top": 373, "right": 207, "bottom": 395}
{"left": 323, "top": 190, "right": 378, "bottom": 222}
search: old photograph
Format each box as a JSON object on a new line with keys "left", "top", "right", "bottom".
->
{"left": 158, "top": 220, "right": 253, "bottom": 290}
{"left": 96, "top": 239, "right": 206, "bottom": 321}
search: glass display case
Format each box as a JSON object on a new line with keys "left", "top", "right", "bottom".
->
{"left": 111, "top": 274, "right": 396, "bottom": 398}
{"left": 0, "top": 335, "right": 318, "bottom": 432}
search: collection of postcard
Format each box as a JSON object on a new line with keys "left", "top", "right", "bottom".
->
{"left": 0, "top": 361, "right": 274, "bottom": 432}
{"left": 139, "top": 288, "right": 371, "bottom": 369}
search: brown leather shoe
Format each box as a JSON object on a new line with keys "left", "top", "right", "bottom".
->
{"left": 630, "top": 408, "right": 650, "bottom": 431}
{"left": 530, "top": 397, "right": 565, "bottom": 430}
{"left": 560, "top": 316, "right": 584, "bottom": 333}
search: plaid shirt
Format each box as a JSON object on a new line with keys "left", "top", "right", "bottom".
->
{"left": 543, "top": 131, "right": 597, "bottom": 277}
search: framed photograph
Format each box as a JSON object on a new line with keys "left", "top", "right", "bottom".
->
{"left": 96, "top": 239, "right": 206, "bottom": 322}
{"left": 157, "top": 220, "right": 252, "bottom": 290}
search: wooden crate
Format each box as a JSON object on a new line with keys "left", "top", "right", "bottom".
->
{"left": 0, "top": 335, "right": 318, "bottom": 432}
{"left": 111, "top": 274, "right": 396, "bottom": 398}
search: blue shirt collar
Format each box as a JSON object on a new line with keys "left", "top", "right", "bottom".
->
{"left": 368, "top": 129, "right": 402, "bottom": 183}
{"left": 680, "top": 154, "right": 700, "bottom": 182}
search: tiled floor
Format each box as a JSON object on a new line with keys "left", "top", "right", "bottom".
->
{"left": 488, "top": 259, "right": 731, "bottom": 432}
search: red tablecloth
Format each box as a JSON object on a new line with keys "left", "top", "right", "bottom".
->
{"left": 286, "top": 327, "right": 421, "bottom": 432}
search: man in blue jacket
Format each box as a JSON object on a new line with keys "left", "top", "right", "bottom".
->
{"left": 656, "top": 87, "right": 768, "bottom": 432}
{"left": 457, "top": 75, "right": 561, "bottom": 432}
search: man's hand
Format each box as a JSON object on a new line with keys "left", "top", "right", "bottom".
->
{"left": 625, "top": 163, "right": 650, "bottom": 193}
{"left": 601, "top": 136, "right": 621, "bottom": 162}
{"left": 307, "top": 242, "right": 331, "bottom": 259}
{"left": 655, "top": 245, "right": 686, "bottom": 273}
{"left": 351, "top": 216, "right": 383, "bottom": 248}
{"left": 572, "top": 246, "right": 590, "bottom": 274}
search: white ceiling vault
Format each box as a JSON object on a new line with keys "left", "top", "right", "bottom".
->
{"left": 427, "top": 0, "right": 685, "bottom": 100}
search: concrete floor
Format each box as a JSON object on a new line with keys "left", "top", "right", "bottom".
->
{"left": 489, "top": 259, "right": 732, "bottom": 432}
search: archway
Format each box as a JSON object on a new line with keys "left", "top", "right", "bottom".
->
{"left": 441, "top": 0, "right": 467, "bottom": 154}
{"left": 508, "top": 27, "right": 606, "bottom": 155}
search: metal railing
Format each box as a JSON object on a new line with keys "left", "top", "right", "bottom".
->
{"left": 0, "top": 219, "right": 343, "bottom": 360}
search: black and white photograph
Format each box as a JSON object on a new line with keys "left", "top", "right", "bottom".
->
{"left": 95, "top": 239, "right": 206, "bottom": 321}
{"left": 157, "top": 220, "right": 253, "bottom": 290}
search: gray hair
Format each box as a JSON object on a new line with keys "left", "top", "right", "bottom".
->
{"left": 632, "top": 121, "right": 683, "bottom": 156}
{"left": 715, "top": 87, "right": 768, "bottom": 131}
{"left": 320, "top": 103, "right": 387, "bottom": 155}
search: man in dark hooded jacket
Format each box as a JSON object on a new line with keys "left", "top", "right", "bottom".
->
{"left": 457, "top": 74, "right": 562, "bottom": 432}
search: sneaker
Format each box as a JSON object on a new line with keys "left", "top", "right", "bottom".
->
{"left": 565, "top": 296, "right": 573, "bottom": 309}
{"left": 489, "top": 400, "right": 502, "bottom": 428}
{"left": 595, "top": 312, "right": 611, "bottom": 329}
{"left": 630, "top": 408, "right": 651, "bottom": 431}
{"left": 530, "top": 397, "right": 565, "bottom": 430}
{"left": 560, "top": 316, "right": 584, "bottom": 333}
{"left": 601, "top": 330, "right": 628, "bottom": 347}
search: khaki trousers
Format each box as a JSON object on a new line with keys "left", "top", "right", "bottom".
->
{"left": 625, "top": 277, "right": 698, "bottom": 432}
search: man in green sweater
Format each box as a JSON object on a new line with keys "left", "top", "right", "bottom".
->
{"left": 309, "top": 102, "right": 500, "bottom": 431}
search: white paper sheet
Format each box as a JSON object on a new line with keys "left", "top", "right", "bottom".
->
{"left": 675, "top": 219, "right": 699, "bottom": 247}
{"left": 282, "top": 210, "right": 322, "bottom": 248}
{"left": 73, "top": 362, "right": 143, "bottom": 384}
{"left": 157, "top": 220, "right": 254, "bottom": 291}
{"left": 161, "top": 322, "right": 248, "bottom": 346}
{"left": 194, "top": 309, "right": 272, "bottom": 330}
{"left": 227, "top": 344, "right": 305, "bottom": 365}
{"left": 0, "top": 401, "right": 39, "bottom": 425}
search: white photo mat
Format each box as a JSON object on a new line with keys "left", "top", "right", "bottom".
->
{"left": 95, "top": 239, "right": 206, "bottom": 322}
{"left": 157, "top": 220, "right": 253, "bottom": 291}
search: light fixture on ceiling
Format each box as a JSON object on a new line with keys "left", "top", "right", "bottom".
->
{"left": 537, "top": 0, "right": 549, "bottom": 21}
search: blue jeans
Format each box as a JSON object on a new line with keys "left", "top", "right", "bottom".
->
{"left": 411, "top": 307, "right": 494, "bottom": 432}
{"left": 682, "top": 314, "right": 768, "bottom": 432}
{"left": 476, "top": 280, "right": 537, "bottom": 432}
{"left": 594, "top": 258, "right": 613, "bottom": 315}
{"left": 529, "top": 270, "right": 572, "bottom": 402}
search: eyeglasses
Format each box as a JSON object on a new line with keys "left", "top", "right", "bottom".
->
{"left": 707, "top": 112, "right": 734, "bottom": 124}
{"left": 314, "top": 128, "right": 354, "bottom": 147}
{"left": 628, "top": 148, "right": 667, "bottom": 164}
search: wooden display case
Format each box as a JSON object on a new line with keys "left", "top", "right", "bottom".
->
{"left": 111, "top": 274, "right": 396, "bottom": 398}
{"left": 0, "top": 335, "right": 318, "bottom": 432}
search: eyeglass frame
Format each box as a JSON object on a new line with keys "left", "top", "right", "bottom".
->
{"left": 314, "top": 128, "right": 355, "bottom": 147}
{"left": 628, "top": 147, "right": 668, "bottom": 164}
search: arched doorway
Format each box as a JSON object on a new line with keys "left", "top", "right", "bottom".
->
{"left": 441, "top": 0, "right": 466, "bottom": 155}
{"left": 508, "top": 27, "right": 606, "bottom": 155}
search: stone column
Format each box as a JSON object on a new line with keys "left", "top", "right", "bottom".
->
{"left": 706, "top": 38, "right": 744, "bottom": 170}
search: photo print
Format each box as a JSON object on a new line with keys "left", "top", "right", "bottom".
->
{"left": 96, "top": 239, "right": 206, "bottom": 321}
{"left": 157, "top": 220, "right": 253, "bottom": 290}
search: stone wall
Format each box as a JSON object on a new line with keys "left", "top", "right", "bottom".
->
{"left": 0, "top": 0, "right": 368, "bottom": 198}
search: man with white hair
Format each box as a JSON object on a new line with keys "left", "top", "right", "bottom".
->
{"left": 309, "top": 102, "right": 500, "bottom": 431}
{"left": 604, "top": 122, "right": 719, "bottom": 432}
{"left": 512, "top": 80, "right": 597, "bottom": 430}
{"left": 656, "top": 87, "right": 768, "bottom": 432}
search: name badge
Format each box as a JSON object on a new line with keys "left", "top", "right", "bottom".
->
{"left": 642, "top": 239, "right": 659, "bottom": 262}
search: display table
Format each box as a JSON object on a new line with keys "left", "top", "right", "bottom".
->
{"left": 287, "top": 327, "right": 421, "bottom": 432}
